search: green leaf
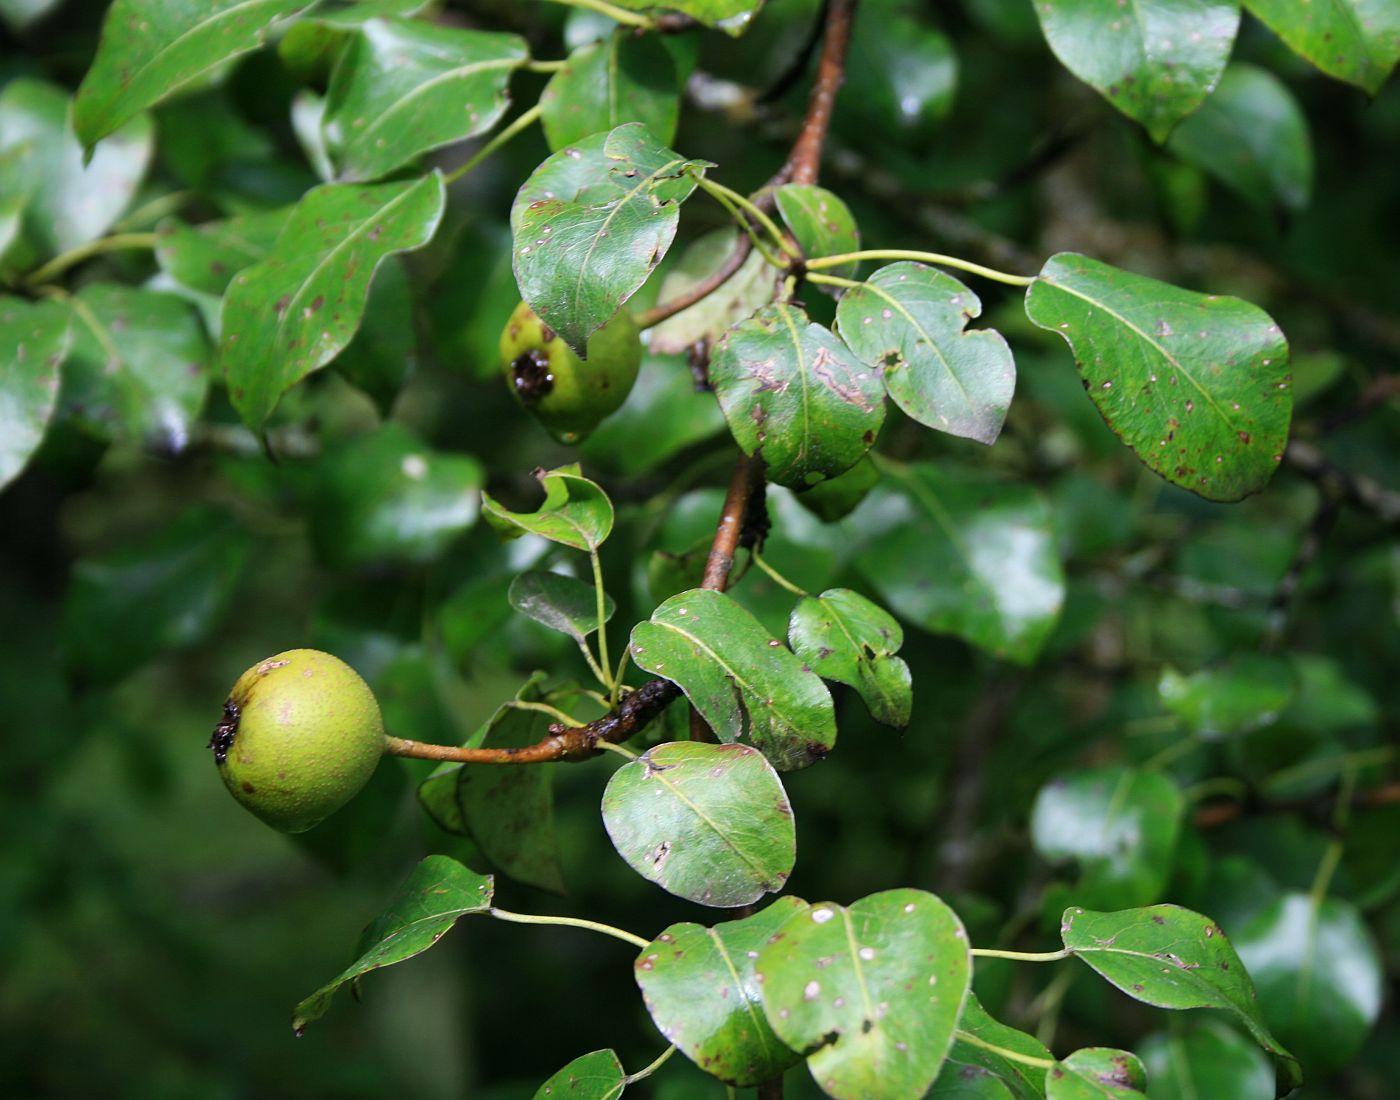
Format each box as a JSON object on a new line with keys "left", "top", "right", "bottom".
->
{"left": 63, "top": 284, "right": 211, "bottom": 451}
{"left": 1032, "top": 0, "right": 1240, "bottom": 142}
{"left": 511, "top": 123, "right": 705, "bottom": 355}
{"left": 220, "top": 172, "right": 445, "bottom": 430}
{"left": 710, "top": 302, "right": 885, "bottom": 489}
{"left": 309, "top": 423, "right": 483, "bottom": 568}
{"left": 1166, "top": 64, "right": 1313, "bottom": 213}
{"left": 0, "top": 0, "right": 64, "bottom": 32}
{"left": 62, "top": 507, "right": 250, "bottom": 686}
{"left": 417, "top": 677, "right": 565, "bottom": 893}
{"left": 1024, "top": 253, "right": 1292, "bottom": 502}
{"left": 1137, "top": 1021, "right": 1275, "bottom": 1100}
{"left": 324, "top": 19, "right": 528, "bottom": 181}
{"left": 508, "top": 570, "right": 614, "bottom": 641}
{"left": 0, "top": 298, "right": 69, "bottom": 491}
{"left": 774, "top": 184, "right": 859, "bottom": 281}
{"left": 853, "top": 464, "right": 1065, "bottom": 664}
{"left": 1234, "top": 893, "right": 1383, "bottom": 1075}
{"left": 756, "top": 889, "right": 972, "bottom": 1100}
{"left": 1031, "top": 767, "right": 1184, "bottom": 909}
{"left": 1048, "top": 1049, "right": 1147, "bottom": 1098}
{"left": 648, "top": 230, "right": 780, "bottom": 355}
{"left": 73, "top": 0, "right": 312, "bottom": 149}
{"left": 629, "top": 588, "right": 836, "bottom": 770}
{"left": 1158, "top": 654, "right": 1296, "bottom": 738}
{"left": 794, "top": 455, "right": 880, "bottom": 523}
{"left": 1244, "top": 0, "right": 1400, "bottom": 94}
{"left": 788, "top": 588, "right": 911, "bottom": 729}
{"left": 293, "top": 855, "right": 494, "bottom": 1031}
{"left": 836, "top": 262, "right": 1016, "bottom": 446}
{"left": 330, "top": 256, "right": 415, "bottom": 413}
{"left": 482, "top": 465, "right": 614, "bottom": 552}
{"left": 532, "top": 1050, "right": 625, "bottom": 1100}
{"left": 930, "top": 1072, "right": 1018, "bottom": 1099}
{"left": 839, "top": 4, "right": 957, "bottom": 144}
{"left": 945, "top": 995, "right": 1051, "bottom": 1100}
{"left": 601, "top": 740, "right": 796, "bottom": 907}
{"left": 635, "top": 897, "right": 807, "bottom": 1085}
{"left": 541, "top": 30, "right": 680, "bottom": 151}
{"left": 1060, "top": 904, "right": 1302, "bottom": 1093}
{"left": 156, "top": 207, "right": 289, "bottom": 297}
{"left": 0, "top": 78, "right": 154, "bottom": 259}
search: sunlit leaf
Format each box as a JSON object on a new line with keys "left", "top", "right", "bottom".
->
{"left": 710, "top": 302, "right": 885, "bottom": 489}
{"left": 602, "top": 741, "right": 796, "bottom": 907}
{"left": 0, "top": 298, "right": 68, "bottom": 490}
{"left": 1137, "top": 1020, "right": 1275, "bottom": 1100}
{"left": 324, "top": 19, "right": 527, "bottom": 181}
{"left": 757, "top": 889, "right": 972, "bottom": 1100}
{"left": 511, "top": 123, "right": 705, "bottom": 354}
{"left": 1047, "top": 1048, "right": 1146, "bottom": 1098}
{"left": 1158, "top": 654, "right": 1296, "bottom": 738}
{"left": 635, "top": 897, "right": 807, "bottom": 1084}
{"left": 221, "top": 172, "right": 445, "bottom": 430}
{"left": 1033, "top": 0, "right": 1240, "bottom": 142}
{"left": 1244, "top": 0, "right": 1400, "bottom": 94}
{"left": 629, "top": 588, "right": 836, "bottom": 770}
{"left": 837, "top": 262, "right": 1015, "bottom": 445}
{"left": 1025, "top": 253, "right": 1292, "bottom": 502}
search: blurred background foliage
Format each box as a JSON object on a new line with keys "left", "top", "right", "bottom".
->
{"left": 1, "top": 0, "right": 1397, "bottom": 1097}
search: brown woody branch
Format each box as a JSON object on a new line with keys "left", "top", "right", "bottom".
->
{"left": 634, "top": 232, "right": 754, "bottom": 331}
{"left": 784, "top": 0, "right": 856, "bottom": 185}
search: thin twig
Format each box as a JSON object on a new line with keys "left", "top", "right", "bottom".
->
{"left": 784, "top": 0, "right": 857, "bottom": 185}
{"left": 635, "top": 232, "right": 753, "bottom": 330}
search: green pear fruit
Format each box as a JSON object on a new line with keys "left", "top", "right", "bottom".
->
{"left": 210, "top": 649, "right": 385, "bottom": 833}
{"left": 500, "top": 300, "right": 642, "bottom": 444}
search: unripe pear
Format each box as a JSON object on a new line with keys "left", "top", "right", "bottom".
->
{"left": 210, "top": 649, "right": 385, "bottom": 833}
{"left": 500, "top": 300, "right": 641, "bottom": 444}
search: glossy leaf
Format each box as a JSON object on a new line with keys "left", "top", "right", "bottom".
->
{"left": 293, "top": 855, "right": 493, "bottom": 1031}
{"left": 330, "top": 256, "right": 415, "bottom": 413}
{"left": 837, "top": 262, "right": 1015, "bottom": 445}
{"left": 509, "top": 570, "right": 614, "bottom": 641}
{"left": 309, "top": 424, "right": 483, "bottom": 568}
{"left": 1031, "top": 767, "right": 1184, "bottom": 908}
{"left": 852, "top": 464, "right": 1065, "bottom": 664}
{"left": 1158, "top": 654, "right": 1295, "bottom": 738}
{"left": 945, "top": 995, "right": 1051, "bottom": 1100}
{"left": 0, "top": 78, "right": 153, "bottom": 259}
{"left": 648, "top": 231, "right": 780, "bottom": 355}
{"left": 1048, "top": 1049, "right": 1147, "bottom": 1098}
{"left": 533, "top": 1050, "right": 625, "bottom": 1100}
{"left": 1244, "top": 0, "right": 1400, "bottom": 94}
{"left": 417, "top": 677, "right": 565, "bottom": 893}
{"left": 635, "top": 897, "right": 807, "bottom": 1085}
{"left": 601, "top": 740, "right": 796, "bottom": 907}
{"left": 788, "top": 588, "right": 911, "bottom": 729}
{"left": 756, "top": 889, "right": 972, "bottom": 1100}
{"left": 629, "top": 588, "right": 836, "bottom": 770}
{"left": 1060, "top": 905, "right": 1302, "bottom": 1092}
{"left": 156, "top": 208, "right": 289, "bottom": 298}
{"left": 62, "top": 508, "right": 249, "bottom": 686}
{"left": 73, "top": 0, "right": 311, "bottom": 148}
{"left": 511, "top": 123, "right": 705, "bottom": 354}
{"left": 221, "top": 172, "right": 445, "bottom": 430}
{"left": 541, "top": 30, "right": 679, "bottom": 151}
{"left": 324, "top": 19, "right": 527, "bottom": 181}
{"left": 839, "top": 4, "right": 957, "bottom": 143}
{"left": 775, "top": 184, "right": 859, "bottom": 280}
{"left": 1166, "top": 64, "right": 1313, "bottom": 212}
{"left": 1137, "top": 1021, "right": 1274, "bottom": 1100}
{"left": 63, "top": 283, "right": 211, "bottom": 452}
{"left": 1033, "top": 0, "right": 1239, "bottom": 142}
{"left": 0, "top": 298, "right": 69, "bottom": 490}
{"left": 1234, "top": 892, "right": 1383, "bottom": 1075}
{"left": 1025, "top": 253, "right": 1292, "bottom": 502}
{"left": 710, "top": 302, "right": 885, "bottom": 489}
{"left": 482, "top": 465, "right": 613, "bottom": 552}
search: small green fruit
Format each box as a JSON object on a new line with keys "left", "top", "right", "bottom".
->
{"left": 500, "top": 300, "right": 642, "bottom": 444}
{"left": 210, "top": 649, "right": 385, "bottom": 834}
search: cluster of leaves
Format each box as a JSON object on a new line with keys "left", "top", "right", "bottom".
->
{"left": 1, "top": 1, "right": 1397, "bottom": 1099}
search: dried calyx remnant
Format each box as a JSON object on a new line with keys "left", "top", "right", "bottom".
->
{"left": 511, "top": 348, "right": 555, "bottom": 401}
{"left": 209, "top": 699, "right": 240, "bottom": 764}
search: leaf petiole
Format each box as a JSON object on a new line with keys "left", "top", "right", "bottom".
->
{"left": 954, "top": 1029, "right": 1056, "bottom": 1069}
{"left": 24, "top": 232, "right": 160, "bottom": 287}
{"left": 488, "top": 907, "right": 651, "bottom": 950}
{"left": 970, "top": 946, "right": 1072, "bottom": 963}
{"left": 693, "top": 175, "right": 799, "bottom": 263}
{"left": 540, "top": 0, "right": 654, "bottom": 28}
{"left": 751, "top": 550, "right": 808, "bottom": 596}
{"left": 509, "top": 699, "right": 586, "bottom": 727}
{"left": 443, "top": 103, "right": 544, "bottom": 186}
{"left": 624, "top": 1044, "right": 676, "bottom": 1084}
{"left": 807, "top": 249, "right": 1036, "bottom": 287}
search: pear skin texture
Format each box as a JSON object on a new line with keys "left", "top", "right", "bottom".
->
{"left": 214, "top": 649, "right": 385, "bottom": 833}
{"left": 500, "top": 300, "right": 641, "bottom": 444}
